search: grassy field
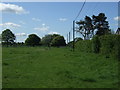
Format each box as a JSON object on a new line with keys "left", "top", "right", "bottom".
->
{"left": 2, "top": 47, "right": 119, "bottom": 88}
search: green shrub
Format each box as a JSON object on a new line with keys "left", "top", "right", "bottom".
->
{"left": 99, "top": 35, "right": 120, "bottom": 60}
{"left": 51, "top": 36, "right": 66, "bottom": 47}
{"left": 75, "top": 35, "right": 120, "bottom": 60}
{"left": 99, "top": 35, "right": 114, "bottom": 56}
{"left": 75, "top": 40, "right": 92, "bottom": 53}
{"left": 92, "top": 36, "right": 101, "bottom": 53}
{"left": 113, "top": 35, "right": 120, "bottom": 60}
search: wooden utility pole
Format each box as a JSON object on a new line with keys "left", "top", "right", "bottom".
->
{"left": 73, "top": 20, "right": 75, "bottom": 51}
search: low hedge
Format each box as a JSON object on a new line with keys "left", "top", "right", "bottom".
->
{"left": 75, "top": 35, "right": 120, "bottom": 60}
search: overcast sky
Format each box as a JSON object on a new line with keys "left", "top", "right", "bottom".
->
{"left": 0, "top": 2, "right": 119, "bottom": 42}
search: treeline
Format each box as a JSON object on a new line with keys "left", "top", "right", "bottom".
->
{"left": 1, "top": 29, "right": 66, "bottom": 47}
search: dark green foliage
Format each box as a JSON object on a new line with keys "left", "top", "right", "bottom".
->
{"left": 114, "top": 35, "right": 120, "bottom": 60}
{"left": 99, "top": 35, "right": 120, "bottom": 60}
{"left": 76, "top": 16, "right": 93, "bottom": 40}
{"left": 41, "top": 34, "right": 60, "bottom": 46}
{"left": 92, "top": 36, "right": 100, "bottom": 53}
{"left": 67, "top": 38, "right": 83, "bottom": 48}
{"left": 2, "top": 29, "right": 16, "bottom": 46}
{"left": 76, "top": 35, "right": 120, "bottom": 60}
{"left": 74, "top": 37, "right": 83, "bottom": 42}
{"left": 67, "top": 41, "right": 73, "bottom": 48}
{"left": 25, "top": 34, "right": 41, "bottom": 46}
{"left": 75, "top": 40, "right": 92, "bottom": 53}
{"left": 41, "top": 34, "right": 53, "bottom": 46}
{"left": 51, "top": 36, "right": 66, "bottom": 47}
{"left": 92, "top": 13, "right": 111, "bottom": 36}
{"left": 99, "top": 35, "right": 114, "bottom": 55}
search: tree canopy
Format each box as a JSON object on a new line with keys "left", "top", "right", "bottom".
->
{"left": 92, "top": 13, "right": 111, "bottom": 36}
{"left": 25, "top": 34, "right": 41, "bottom": 46}
{"left": 51, "top": 36, "right": 66, "bottom": 47}
{"left": 2, "top": 29, "right": 16, "bottom": 46}
{"left": 76, "top": 13, "right": 111, "bottom": 40}
{"left": 41, "top": 34, "right": 60, "bottom": 46}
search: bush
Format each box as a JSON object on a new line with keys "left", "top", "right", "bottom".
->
{"left": 92, "top": 36, "right": 101, "bottom": 53}
{"left": 67, "top": 41, "right": 73, "bottom": 48}
{"left": 75, "top": 35, "right": 120, "bottom": 60}
{"left": 113, "top": 35, "right": 120, "bottom": 60}
{"left": 51, "top": 36, "right": 66, "bottom": 47}
{"left": 99, "top": 35, "right": 114, "bottom": 56}
{"left": 75, "top": 40, "right": 92, "bottom": 53}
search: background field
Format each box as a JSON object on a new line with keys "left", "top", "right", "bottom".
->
{"left": 2, "top": 47, "right": 119, "bottom": 88}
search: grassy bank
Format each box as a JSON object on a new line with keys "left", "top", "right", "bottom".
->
{"left": 2, "top": 47, "right": 119, "bottom": 88}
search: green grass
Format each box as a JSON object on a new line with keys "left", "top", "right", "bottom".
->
{"left": 2, "top": 47, "right": 119, "bottom": 88}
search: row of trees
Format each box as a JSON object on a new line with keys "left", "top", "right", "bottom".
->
{"left": 25, "top": 34, "right": 66, "bottom": 47}
{"left": 1, "top": 29, "right": 66, "bottom": 47}
{"left": 76, "top": 13, "right": 111, "bottom": 40}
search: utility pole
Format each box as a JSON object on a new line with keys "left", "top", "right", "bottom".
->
{"left": 67, "top": 34, "right": 68, "bottom": 44}
{"left": 69, "top": 32, "right": 70, "bottom": 42}
{"left": 73, "top": 20, "right": 75, "bottom": 51}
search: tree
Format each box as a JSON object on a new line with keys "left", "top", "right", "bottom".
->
{"left": 92, "top": 13, "right": 111, "bottom": 36}
{"left": 74, "top": 37, "right": 83, "bottom": 42}
{"left": 76, "top": 16, "right": 94, "bottom": 40}
{"left": 25, "top": 34, "right": 41, "bottom": 46}
{"left": 51, "top": 36, "right": 66, "bottom": 47}
{"left": 2, "top": 29, "right": 16, "bottom": 46}
{"left": 41, "top": 34, "right": 60, "bottom": 46}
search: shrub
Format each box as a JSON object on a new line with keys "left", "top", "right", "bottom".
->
{"left": 92, "top": 36, "right": 101, "bottom": 53}
{"left": 99, "top": 35, "right": 115, "bottom": 56}
{"left": 113, "top": 35, "right": 120, "bottom": 60}
{"left": 75, "top": 40, "right": 92, "bottom": 53}
{"left": 51, "top": 36, "right": 66, "bottom": 47}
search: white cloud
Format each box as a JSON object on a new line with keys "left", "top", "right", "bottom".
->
{"left": 0, "top": 3, "right": 29, "bottom": 14}
{"left": 114, "top": 16, "right": 120, "bottom": 21}
{"left": 34, "top": 27, "right": 49, "bottom": 31}
{"left": 19, "top": 21, "right": 25, "bottom": 24}
{"left": 34, "top": 24, "right": 49, "bottom": 31}
{"left": 59, "top": 18, "right": 67, "bottom": 22}
{"left": 15, "top": 33, "right": 26, "bottom": 36}
{"left": 32, "top": 18, "right": 41, "bottom": 22}
{"left": 48, "top": 31, "right": 59, "bottom": 34}
{"left": 0, "top": 22, "right": 21, "bottom": 28}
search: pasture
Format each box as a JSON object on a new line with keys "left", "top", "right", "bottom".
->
{"left": 2, "top": 47, "right": 119, "bottom": 88}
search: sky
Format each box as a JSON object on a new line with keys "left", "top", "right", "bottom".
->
{"left": 0, "top": 2, "right": 119, "bottom": 42}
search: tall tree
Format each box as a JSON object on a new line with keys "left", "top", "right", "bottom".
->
{"left": 2, "top": 29, "right": 16, "bottom": 46}
{"left": 76, "top": 16, "right": 94, "bottom": 40}
{"left": 25, "top": 34, "right": 41, "bottom": 46}
{"left": 92, "top": 13, "right": 111, "bottom": 36}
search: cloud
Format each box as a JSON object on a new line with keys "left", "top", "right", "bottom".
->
{"left": 19, "top": 21, "right": 25, "bottom": 24}
{"left": 59, "top": 18, "right": 67, "bottom": 22}
{"left": 15, "top": 33, "right": 26, "bottom": 36}
{"left": 0, "top": 22, "right": 21, "bottom": 28}
{"left": 32, "top": 18, "right": 41, "bottom": 22}
{"left": 34, "top": 27, "right": 49, "bottom": 31}
{"left": 114, "top": 16, "right": 120, "bottom": 21}
{"left": 48, "top": 31, "right": 59, "bottom": 34}
{"left": 34, "top": 24, "right": 49, "bottom": 31}
{"left": 0, "top": 3, "right": 29, "bottom": 14}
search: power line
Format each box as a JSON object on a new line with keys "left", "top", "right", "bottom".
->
{"left": 74, "top": 0, "right": 86, "bottom": 21}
